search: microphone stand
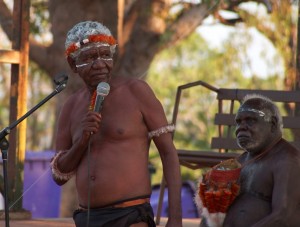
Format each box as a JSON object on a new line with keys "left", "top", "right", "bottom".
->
{"left": 0, "top": 74, "right": 68, "bottom": 227}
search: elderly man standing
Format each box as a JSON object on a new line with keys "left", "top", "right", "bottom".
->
{"left": 223, "top": 94, "right": 300, "bottom": 226}
{"left": 50, "top": 21, "right": 182, "bottom": 227}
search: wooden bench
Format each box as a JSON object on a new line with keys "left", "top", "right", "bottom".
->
{"left": 155, "top": 80, "right": 300, "bottom": 224}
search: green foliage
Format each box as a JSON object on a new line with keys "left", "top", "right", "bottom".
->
{"left": 0, "top": 61, "right": 56, "bottom": 151}
{"left": 30, "top": 0, "right": 50, "bottom": 39}
{"left": 26, "top": 61, "right": 56, "bottom": 151}
{"left": 237, "top": 1, "right": 296, "bottom": 89}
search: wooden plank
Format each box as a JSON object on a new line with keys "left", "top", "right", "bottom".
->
{"left": 214, "top": 113, "right": 300, "bottom": 129}
{"left": 177, "top": 149, "right": 240, "bottom": 167}
{"left": 211, "top": 138, "right": 241, "bottom": 150}
{"left": 179, "top": 157, "right": 236, "bottom": 167}
{"left": 214, "top": 113, "right": 235, "bottom": 125}
{"left": 0, "top": 49, "right": 20, "bottom": 64}
{"left": 282, "top": 117, "right": 300, "bottom": 128}
{"left": 177, "top": 149, "right": 239, "bottom": 158}
{"left": 211, "top": 137, "right": 300, "bottom": 150}
{"left": 217, "top": 89, "right": 300, "bottom": 103}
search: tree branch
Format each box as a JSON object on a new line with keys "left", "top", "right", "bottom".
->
{"left": 163, "top": 3, "right": 210, "bottom": 49}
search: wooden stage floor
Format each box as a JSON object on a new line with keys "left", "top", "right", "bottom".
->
{"left": 0, "top": 217, "right": 201, "bottom": 227}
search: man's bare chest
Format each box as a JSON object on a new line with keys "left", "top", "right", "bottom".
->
{"left": 70, "top": 100, "right": 146, "bottom": 141}
{"left": 240, "top": 161, "right": 273, "bottom": 197}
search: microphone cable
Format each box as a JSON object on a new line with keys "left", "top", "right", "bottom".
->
{"left": 86, "top": 137, "right": 92, "bottom": 227}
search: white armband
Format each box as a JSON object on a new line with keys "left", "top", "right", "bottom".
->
{"left": 50, "top": 150, "right": 75, "bottom": 181}
{"left": 148, "top": 124, "right": 175, "bottom": 139}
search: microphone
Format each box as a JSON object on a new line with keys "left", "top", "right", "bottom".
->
{"left": 94, "top": 82, "right": 110, "bottom": 112}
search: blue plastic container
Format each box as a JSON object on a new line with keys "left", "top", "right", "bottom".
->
{"left": 150, "top": 181, "right": 200, "bottom": 218}
{"left": 22, "top": 150, "right": 61, "bottom": 218}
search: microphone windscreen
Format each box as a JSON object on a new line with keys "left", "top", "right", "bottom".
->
{"left": 97, "top": 82, "right": 110, "bottom": 96}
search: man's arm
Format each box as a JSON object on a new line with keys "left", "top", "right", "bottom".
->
{"left": 153, "top": 134, "right": 183, "bottom": 226}
{"left": 252, "top": 155, "right": 300, "bottom": 227}
{"left": 52, "top": 97, "right": 101, "bottom": 185}
{"left": 132, "top": 79, "right": 182, "bottom": 226}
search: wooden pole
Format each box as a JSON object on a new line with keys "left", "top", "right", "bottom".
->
{"left": 118, "top": 0, "right": 124, "bottom": 56}
{"left": 8, "top": 0, "right": 30, "bottom": 211}
{"left": 294, "top": 1, "right": 300, "bottom": 145}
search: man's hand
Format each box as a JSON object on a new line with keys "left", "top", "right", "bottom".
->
{"left": 81, "top": 111, "right": 102, "bottom": 140}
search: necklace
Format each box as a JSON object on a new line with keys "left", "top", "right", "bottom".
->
{"left": 89, "top": 90, "right": 97, "bottom": 111}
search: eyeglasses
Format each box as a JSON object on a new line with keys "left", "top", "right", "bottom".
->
{"left": 75, "top": 48, "right": 113, "bottom": 68}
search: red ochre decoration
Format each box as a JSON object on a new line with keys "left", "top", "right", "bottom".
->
{"left": 65, "top": 34, "right": 117, "bottom": 56}
{"left": 198, "top": 158, "right": 241, "bottom": 213}
{"left": 89, "top": 90, "right": 97, "bottom": 111}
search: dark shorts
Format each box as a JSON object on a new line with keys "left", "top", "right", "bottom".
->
{"left": 73, "top": 202, "right": 156, "bottom": 227}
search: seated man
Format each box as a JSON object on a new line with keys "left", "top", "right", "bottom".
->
{"left": 223, "top": 94, "right": 300, "bottom": 227}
